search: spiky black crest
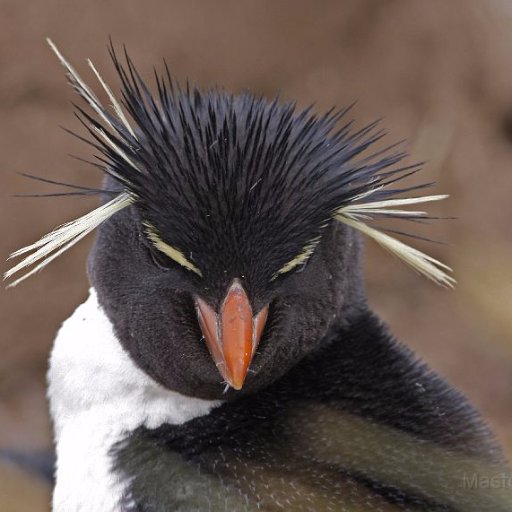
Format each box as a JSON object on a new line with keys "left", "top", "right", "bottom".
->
{"left": 5, "top": 41, "right": 454, "bottom": 288}
{"left": 79, "top": 45, "right": 426, "bottom": 285}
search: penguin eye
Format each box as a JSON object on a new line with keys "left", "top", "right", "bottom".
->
{"left": 148, "top": 245, "right": 173, "bottom": 271}
{"left": 144, "top": 224, "right": 203, "bottom": 277}
{"left": 272, "top": 237, "right": 321, "bottom": 281}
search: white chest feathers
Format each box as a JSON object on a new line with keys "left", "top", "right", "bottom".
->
{"left": 48, "top": 288, "right": 220, "bottom": 512}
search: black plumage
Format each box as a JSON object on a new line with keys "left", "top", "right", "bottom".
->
{"left": 76, "top": 46, "right": 434, "bottom": 398}
{"left": 114, "top": 313, "right": 508, "bottom": 511}
{"left": 7, "top": 42, "right": 511, "bottom": 511}
{"left": 78, "top": 46, "right": 422, "bottom": 297}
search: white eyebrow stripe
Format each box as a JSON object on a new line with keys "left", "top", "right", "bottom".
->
{"left": 48, "top": 39, "right": 140, "bottom": 173}
{"left": 336, "top": 214, "right": 455, "bottom": 287}
{"left": 145, "top": 225, "right": 203, "bottom": 277}
{"left": 87, "top": 58, "right": 136, "bottom": 138}
{"left": 273, "top": 237, "right": 321, "bottom": 280}
{"left": 47, "top": 38, "right": 113, "bottom": 133}
{"left": 5, "top": 193, "right": 132, "bottom": 287}
{"left": 335, "top": 193, "right": 455, "bottom": 288}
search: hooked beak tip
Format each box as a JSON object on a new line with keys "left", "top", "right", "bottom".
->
{"left": 229, "top": 379, "right": 245, "bottom": 391}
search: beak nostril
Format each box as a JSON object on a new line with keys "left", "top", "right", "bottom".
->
{"left": 252, "top": 305, "right": 269, "bottom": 356}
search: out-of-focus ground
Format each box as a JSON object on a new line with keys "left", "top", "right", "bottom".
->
{"left": 1, "top": 0, "right": 511, "bottom": 509}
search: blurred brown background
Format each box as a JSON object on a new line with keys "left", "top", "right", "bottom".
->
{"left": 1, "top": 0, "right": 511, "bottom": 509}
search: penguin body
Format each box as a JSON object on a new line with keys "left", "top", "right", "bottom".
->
{"left": 7, "top": 42, "right": 511, "bottom": 511}
{"left": 48, "top": 289, "right": 508, "bottom": 512}
{"left": 48, "top": 290, "right": 217, "bottom": 511}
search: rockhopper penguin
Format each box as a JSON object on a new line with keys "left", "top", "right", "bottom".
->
{"left": 6, "top": 41, "right": 512, "bottom": 511}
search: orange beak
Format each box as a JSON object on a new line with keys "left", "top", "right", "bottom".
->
{"left": 195, "top": 279, "right": 268, "bottom": 390}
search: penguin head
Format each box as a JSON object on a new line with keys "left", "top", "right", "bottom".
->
{"left": 87, "top": 91, "right": 372, "bottom": 399}
{"left": 6, "top": 41, "right": 454, "bottom": 399}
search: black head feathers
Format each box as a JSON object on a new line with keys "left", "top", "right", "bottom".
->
{"left": 5, "top": 40, "right": 454, "bottom": 288}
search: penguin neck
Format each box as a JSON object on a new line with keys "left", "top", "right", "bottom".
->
{"left": 48, "top": 288, "right": 220, "bottom": 512}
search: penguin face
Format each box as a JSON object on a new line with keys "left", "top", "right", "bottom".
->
{"left": 85, "top": 89, "right": 376, "bottom": 400}
{"left": 7, "top": 43, "right": 452, "bottom": 399}
{"left": 89, "top": 178, "right": 364, "bottom": 400}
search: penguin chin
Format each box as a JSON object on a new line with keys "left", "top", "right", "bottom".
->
{"left": 91, "top": 280, "right": 329, "bottom": 401}
{"left": 119, "top": 305, "right": 280, "bottom": 401}
{"left": 137, "top": 297, "right": 336, "bottom": 401}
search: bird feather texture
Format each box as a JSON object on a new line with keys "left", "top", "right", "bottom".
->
{"left": 5, "top": 40, "right": 454, "bottom": 288}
